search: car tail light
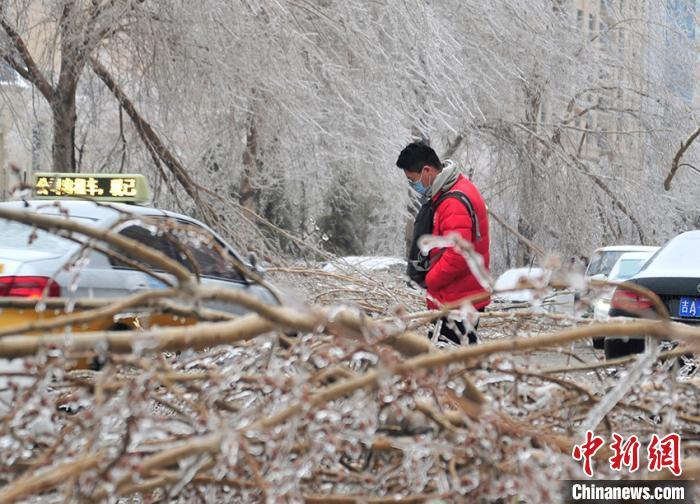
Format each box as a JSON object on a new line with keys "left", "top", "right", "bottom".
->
{"left": 610, "top": 288, "right": 653, "bottom": 312}
{"left": 0, "top": 276, "right": 61, "bottom": 298}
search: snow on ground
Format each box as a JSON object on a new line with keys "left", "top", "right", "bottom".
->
{"left": 321, "top": 255, "right": 406, "bottom": 273}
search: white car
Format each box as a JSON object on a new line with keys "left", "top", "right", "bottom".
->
{"left": 492, "top": 267, "right": 574, "bottom": 313}
{"left": 593, "top": 249, "right": 659, "bottom": 321}
{"left": 585, "top": 245, "right": 659, "bottom": 280}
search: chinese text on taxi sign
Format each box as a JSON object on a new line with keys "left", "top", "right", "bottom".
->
{"left": 34, "top": 175, "right": 138, "bottom": 198}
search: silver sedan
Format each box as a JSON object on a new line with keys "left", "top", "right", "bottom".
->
{"left": 0, "top": 200, "right": 279, "bottom": 327}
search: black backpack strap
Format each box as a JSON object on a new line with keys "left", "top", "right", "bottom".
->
{"left": 433, "top": 190, "right": 482, "bottom": 242}
{"left": 405, "top": 198, "right": 434, "bottom": 286}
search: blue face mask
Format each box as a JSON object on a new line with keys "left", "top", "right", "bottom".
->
{"left": 409, "top": 179, "right": 428, "bottom": 196}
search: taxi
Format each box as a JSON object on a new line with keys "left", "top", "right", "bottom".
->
{"left": 0, "top": 172, "right": 280, "bottom": 335}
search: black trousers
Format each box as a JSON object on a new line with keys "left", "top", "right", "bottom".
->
{"left": 428, "top": 309, "right": 483, "bottom": 345}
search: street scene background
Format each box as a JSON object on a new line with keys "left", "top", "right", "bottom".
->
{"left": 0, "top": 1, "right": 699, "bottom": 502}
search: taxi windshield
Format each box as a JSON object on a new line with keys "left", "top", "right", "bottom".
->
{"left": 0, "top": 218, "right": 95, "bottom": 252}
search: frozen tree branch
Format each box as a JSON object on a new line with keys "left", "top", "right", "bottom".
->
{"left": 664, "top": 125, "right": 700, "bottom": 190}
{"left": 0, "top": 18, "right": 54, "bottom": 100}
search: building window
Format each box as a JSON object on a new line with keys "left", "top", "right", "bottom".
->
{"left": 577, "top": 9, "right": 583, "bottom": 29}
{"left": 589, "top": 14, "right": 596, "bottom": 31}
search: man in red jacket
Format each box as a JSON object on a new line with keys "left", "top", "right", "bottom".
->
{"left": 397, "top": 142, "right": 490, "bottom": 345}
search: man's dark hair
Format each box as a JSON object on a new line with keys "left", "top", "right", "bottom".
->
{"left": 396, "top": 142, "right": 442, "bottom": 173}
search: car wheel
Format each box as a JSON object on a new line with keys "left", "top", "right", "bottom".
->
{"left": 604, "top": 337, "right": 645, "bottom": 360}
{"left": 592, "top": 337, "right": 605, "bottom": 350}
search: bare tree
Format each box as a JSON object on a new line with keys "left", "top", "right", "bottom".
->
{"left": 1, "top": 0, "right": 698, "bottom": 269}
{"left": 0, "top": 0, "right": 146, "bottom": 171}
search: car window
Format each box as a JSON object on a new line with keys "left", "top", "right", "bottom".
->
{"left": 611, "top": 259, "right": 644, "bottom": 281}
{"left": 586, "top": 251, "right": 624, "bottom": 276}
{"left": 169, "top": 221, "right": 245, "bottom": 282}
{"left": 110, "top": 219, "right": 245, "bottom": 282}
{"left": 0, "top": 217, "right": 95, "bottom": 252}
{"left": 585, "top": 252, "right": 603, "bottom": 276}
{"left": 109, "top": 224, "right": 184, "bottom": 270}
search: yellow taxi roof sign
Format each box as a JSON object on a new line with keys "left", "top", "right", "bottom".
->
{"left": 32, "top": 173, "right": 150, "bottom": 204}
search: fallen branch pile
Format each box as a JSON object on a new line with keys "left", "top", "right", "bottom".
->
{"left": 0, "top": 210, "right": 698, "bottom": 502}
{"left": 1, "top": 272, "right": 699, "bottom": 502}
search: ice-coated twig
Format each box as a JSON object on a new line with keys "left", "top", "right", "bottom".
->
{"left": 579, "top": 339, "right": 659, "bottom": 434}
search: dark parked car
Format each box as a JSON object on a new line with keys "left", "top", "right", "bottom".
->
{"left": 605, "top": 230, "right": 700, "bottom": 359}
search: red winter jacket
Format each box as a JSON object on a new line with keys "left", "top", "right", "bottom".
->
{"left": 424, "top": 174, "right": 490, "bottom": 310}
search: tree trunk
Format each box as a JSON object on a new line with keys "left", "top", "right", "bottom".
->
{"left": 51, "top": 88, "right": 77, "bottom": 172}
{"left": 239, "top": 113, "right": 259, "bottom": 212}
{"left": 516, "top": 83, "right": 543, "bottom": 266}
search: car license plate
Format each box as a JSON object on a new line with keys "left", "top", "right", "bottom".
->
{"left": 679, "top": 297, "right": 700, "bottom": 318}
